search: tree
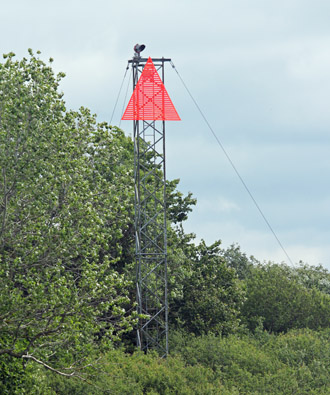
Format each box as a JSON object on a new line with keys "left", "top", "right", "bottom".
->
{"left": 288, "top": 262, "right": 330, "bottom": 295}
{"left": 169, "top": 237, "right": 245, "bottom": 336}
{"left": 0, "top": 50, "right": 137, "bottom": 377}
{"left": 166, "top": 179, "right": 196, "bottom": 224}
{"left": 242, "top": 263, "right": 330, "bottom": 333}
{"left": 220, "top": 243, "right": 256, "bottom": 280}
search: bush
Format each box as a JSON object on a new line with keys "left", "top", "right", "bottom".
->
{"left": 23, "top": 348, "right": 224, "bottom": 394}
{"left": 170, "top": 329, "right": 330, "bottom": 394}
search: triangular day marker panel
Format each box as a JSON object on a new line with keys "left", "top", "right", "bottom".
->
{"left": 122, "top": 57, "right": 180, "bottom": 121}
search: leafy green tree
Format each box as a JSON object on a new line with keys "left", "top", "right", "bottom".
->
{"left": 166, "top": 179, "right": 196, "bottom": 224}
{"left": 0, "top": 50, "right": 137, "bottom": 377}
{"left": 169, "top": 237, "right": 245, "bottom": 336}
{"left": 242, "top": 263, "right": 330, "bottom": 333}
{"left": 289, "top": 262, "right": 330, "bottom": 295}
{"left": 220, "top": 243, "right": 256, "bottom": 280}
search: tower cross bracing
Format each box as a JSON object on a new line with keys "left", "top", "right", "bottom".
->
{"left": 123, "top": 56, "right": 179, "bottom": 356}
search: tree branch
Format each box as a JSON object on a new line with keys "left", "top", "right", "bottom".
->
{"left": 22, "top": 354, "right": 79, "bottom": 377}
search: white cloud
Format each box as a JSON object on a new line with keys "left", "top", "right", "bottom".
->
{"left": 183, "top": 218, "right": 330, "bottom": 268}
{"left": 196, "top": 197, "right": 240, "bottom": 214}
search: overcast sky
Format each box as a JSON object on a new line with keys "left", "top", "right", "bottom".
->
{"left": 2, "top": 0, "right": 330, "bottom": 268}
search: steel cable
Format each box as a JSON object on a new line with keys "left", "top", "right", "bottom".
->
{"left": 170, "top": 61, "right": 293, "bottom": 265}
{"left": 110, "top": 62, "right": 129, "bottom": 125}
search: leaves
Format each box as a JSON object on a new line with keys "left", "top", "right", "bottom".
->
{"left": 0, "top": 51, "right": 136, "bottom": 373}
{"left": 241, "top": 263, "right": 330, "bottom": 333}
{"left": 169, "top": 238, "right": 245, "bottom": 336}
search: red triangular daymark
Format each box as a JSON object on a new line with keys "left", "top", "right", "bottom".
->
{"left": 121, "top": 57, "right": 180, "bottom": 121}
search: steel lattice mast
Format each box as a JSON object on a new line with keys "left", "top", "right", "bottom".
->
{"left": 122, "top": 49, "right": 180, "bottom": 356}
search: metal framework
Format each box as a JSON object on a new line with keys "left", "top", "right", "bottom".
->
{"left": 128, "top": 57, "right": 171, "bottom": 357}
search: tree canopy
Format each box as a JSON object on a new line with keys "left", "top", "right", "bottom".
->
{"left": 0, "top": 50, "right": 137, "bottom": 376}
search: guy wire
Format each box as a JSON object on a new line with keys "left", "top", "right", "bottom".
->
{"left": 110, "top": 62, "right": 129, "bottom": 125}
{"left": 119, "top": 67, "right": 132, "bottom": 128}
{"left": 170, "top": 61, "right": 293, "bottom": 265}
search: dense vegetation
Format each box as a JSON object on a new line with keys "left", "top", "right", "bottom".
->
{"left": 1, "top": 51, "right": 330, "bottom": 394}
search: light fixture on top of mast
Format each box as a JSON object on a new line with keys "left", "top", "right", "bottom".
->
{"left": 133, "top": 44, "right": 146, "bottom": 57}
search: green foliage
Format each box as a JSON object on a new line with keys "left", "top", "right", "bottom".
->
{"left": 166, "top": 179, "right": 196, "bottom": 224}
{"left": 170, "top": 329, "right": 330, "bottom": 394}
{"left": 23, "top": 349, "right": 224, "bottom": 394}
{"left": 220, "top": 243, "right": 256, "bottom": 280}
{"left": 0, "top": 51, "right": 137, "bottom": 375}
{"left": 0, "top": 353, "right": 26, "bottom": 394}
{"left": 17, "top": 329, "right": 330, "bottom": 394}
{"left": 268, "top": 329, "right": 330, "bottom": 391}
{"left": 169, "top": 238, "right": 245, "bottom": 336}
{"left": 289, "top": 262, "right": 330, "bottom": 294}
{"left": 241, "top": 263, "right": 330, "bottom": 333}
